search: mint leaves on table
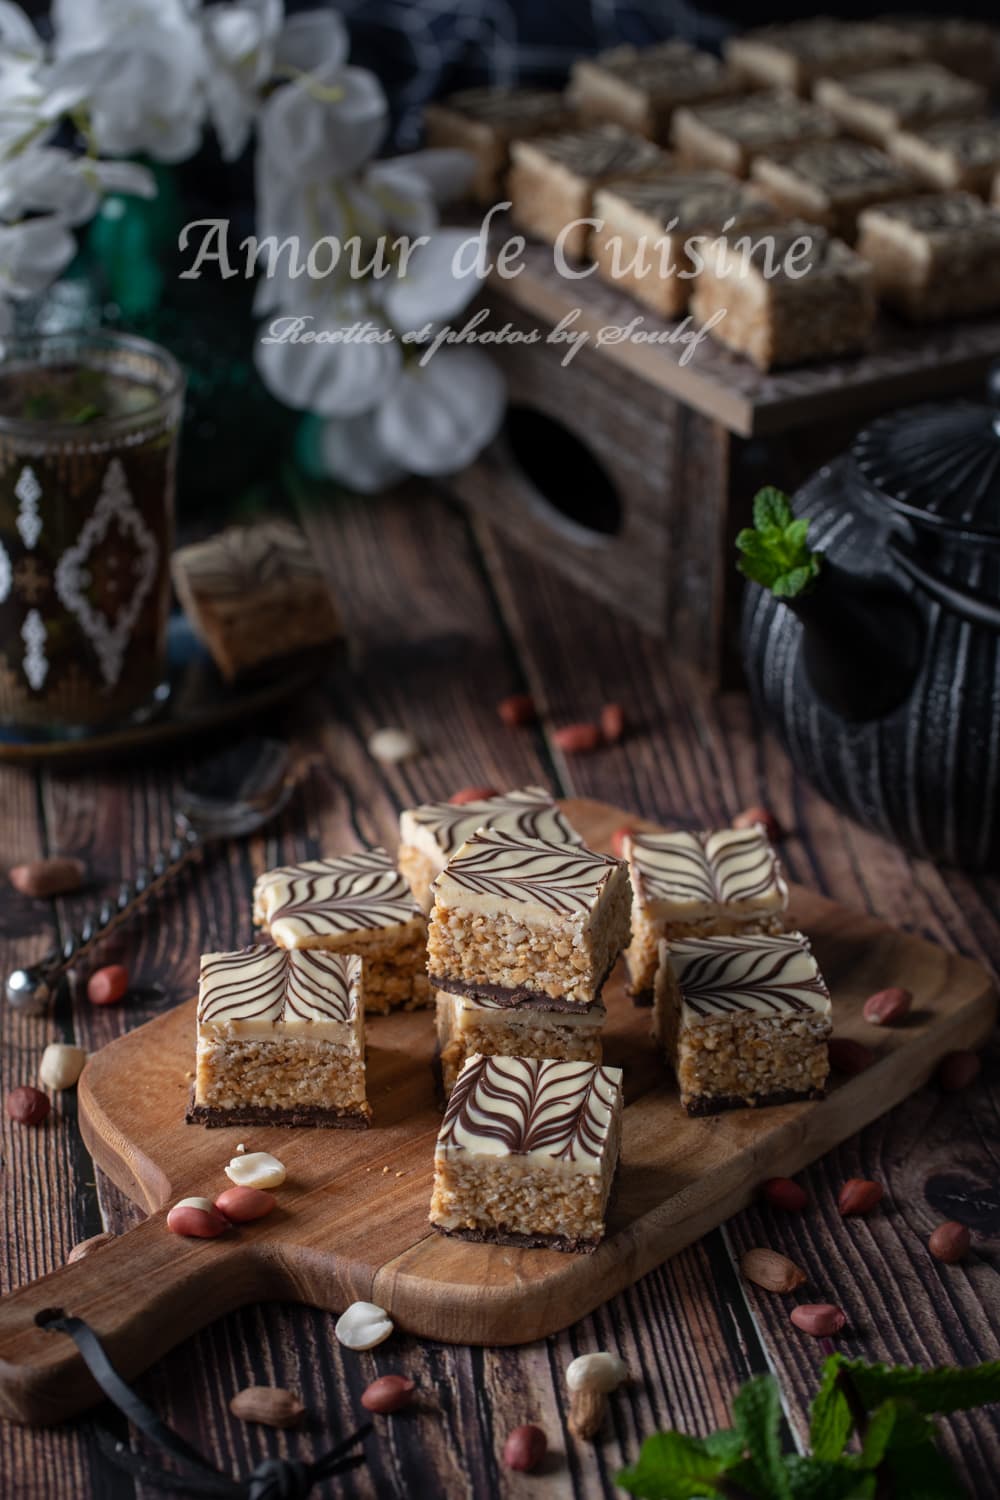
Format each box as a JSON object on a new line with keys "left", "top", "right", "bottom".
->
{"left": 617, "top": 1356, "right": 1000, "bottom": 1500}
{"left": 736, "top": 487, "right": 821, "bottom": 600}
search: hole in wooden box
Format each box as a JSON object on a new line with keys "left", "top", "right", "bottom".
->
{"left": 504, "top": 406, "right": 623, "bottom": 542}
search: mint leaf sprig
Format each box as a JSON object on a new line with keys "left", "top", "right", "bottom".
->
{"left": 617, "top": 1356, "right": 1000, "bottom": 1500}
{"left": 736, "top": 487, "right": 821, "bottom": 600}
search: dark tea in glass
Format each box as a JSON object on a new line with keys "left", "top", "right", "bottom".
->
{"left": 0, "top": 332, "right": 184, "bottom": 736}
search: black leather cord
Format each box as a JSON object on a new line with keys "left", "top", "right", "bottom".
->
{"left": 39, "top": 1311, "right": 370, "bottom": 1499}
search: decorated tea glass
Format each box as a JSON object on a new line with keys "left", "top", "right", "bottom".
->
{"left": 0, "top": 332, "right": 183, "bottom": 737}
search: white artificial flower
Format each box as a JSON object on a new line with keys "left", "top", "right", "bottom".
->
{"left": 374, "top": 348, "right": 505, "bottom": 476}
{"left": 46, "top": 0, "right": 208, "bottom": 162}
{"left": 308, "top": 409, "right": 406, "bottom": 495}
{"left": 201, "top": 0, "right": 283, "bottom": 161}
{"left": 363, "top": 150, "right": 475, "bottom": 237}
{"left": 0, "top": 2, "right": 50, "bottom": 160}
{"left": 380, "top": 227, "right": 484, "bottom": 335}
{"left": 0, "top": 214, "right": 76, "bottom": 297}
{"left": 258, "top": 61, "right": 387, "bottom": 183}
{"left": 0, "top": 145, "right": 153, "bottom": 223}
{"left": 273, "top": 9, "right": 347, "bottom": 77}
{"left": 254, "top": 291, "right": 401, "bottom": 418}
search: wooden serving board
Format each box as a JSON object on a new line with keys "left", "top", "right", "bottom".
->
{"left": 0, "top": 798, "right": 995, "bottom": 1426}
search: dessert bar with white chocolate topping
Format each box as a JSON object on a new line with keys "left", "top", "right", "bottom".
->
{"left": 888, "top": 119, "right": 1000, "bottom": 197}
{"left": 398, "top": 785, "right": 582, "bottom": 914}
{"left": 435, "top": 989, "right": 605, "bottom": 1094}
{"left": 690, "top": 219, "right": 875, "bottom": 371}
{"left": 508, "top": 124, "right": 667, "bottom": 260}
{"left": 253, "top": 848, "right": 428, "bottom": 1013}
{"left": 590, "top": 172, "right": 776, "bottom": 318}
{"left": 654, "top": 931, "right": 831, "bottom": 1115}
{"left": 187, "top": 946, "right": 370, "bottom": 1127}
{"left": 725, "top": 19, "right": 920, "bottom": 96}
{"left": 813, "top": 66, "right": 986, "bottom": 149}
{"left": 568, "top": 40, "right": 740, "bottom": 143}
{"left": 171, "top": 519, "right": 340, "bottom": 682}
{"left": 751, "top": 141, "right": 917, "bottom": 242}
{"left": 426, "top": 828, "right": 632, "bottom": 1007}
{"left": 423, "top": 87, "right": 575, "bottom": 203}
{"left": 429, "top": 1055, "right": 623, "bottom": 1251}
{"left": 671, "top": 93, "right": 838, "bottom": 178}
{"left": 623, "top": 826, "right": 788, "bottom": 1002}
{"left": 856, "top": 193, "right": 1000, "bottom": 322}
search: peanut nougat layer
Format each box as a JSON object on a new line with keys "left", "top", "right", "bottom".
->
{"left": 427, "top": 828, "right": 632, "bottom": 1006}
{"left": 430, "top": 1056, "right": 623, "bottom": 1251}
{"left": 654, "top": 931, "right": 831, "bottom": 1115}
{"left": 195, "top": 1037, "right": 369, "bottom": 1122}
{"left": 624, "top": 827, "right": 788, "bottom": 1000}
{"left": 253, "top": 848, "right": 428, "bottom": 1010}
{"left": 436, "top": 990, "right": 604, "bottom": 1092}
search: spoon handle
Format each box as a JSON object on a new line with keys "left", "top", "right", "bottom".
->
{"left": 5, "top": 827, "right": 203, "bottom": 1014}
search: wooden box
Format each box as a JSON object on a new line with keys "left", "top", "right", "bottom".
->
{"left": 445, "top": 241, "right": 1000, "bottom": 682}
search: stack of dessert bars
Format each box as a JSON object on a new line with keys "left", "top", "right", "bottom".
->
{"left": 416, "top": 789, "right": 632, "bottom": 1252}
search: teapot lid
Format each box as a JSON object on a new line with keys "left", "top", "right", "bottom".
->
{"left": 852, "top": 377, "right": 1000, "bottom": 542}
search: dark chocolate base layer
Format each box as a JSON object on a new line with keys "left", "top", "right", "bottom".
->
{"left": 682, "top": 1085, "right": 825, "bottom": 1117}
{"left": 186, "top": 1100, "right": 371, "bottom": 1129}
{"left": 432, "top": 1223, "right": 602, "bottom": 1255}
{"left": 427, "top": 971, "right": 609, "bottom": 1014}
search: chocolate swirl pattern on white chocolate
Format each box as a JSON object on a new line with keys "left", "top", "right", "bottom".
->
{"left": 447, "top": 87, "right": 567, "bottom": 125}
{"left": 533, "top": 125, "right": 664, "bottom": 179}
{"left": 907, "top": 119, "right": 1000, "bottom": 166}
{"left": 669, "top": 932, "right": 830, "bottom": 1017}
{"left": 594, "top": 40, "right": 725, "bottom": 90}
{"left": 403, "top": 786, "right": 581, "bottom": 858}
{"left": 683, "top": 94, "right": 836, "bottom": 146}
{"left": 629, "top": 827, "right": 787, "bottom": 913}
{"left": 198, "top": 945, "right": 360, "bottom": 1025}
{"left": 609, "top": 174, "right": 772, "bottom": 230}
{"left": 436, "top": 828, "right": 620, "bottom": 915}
{"left": 178, "top": 521, "right": 322, "bottom": 598}
{"left": 868, "top": 192, "right": 997, "bottom": 234}
{"left": 255, "top": 849, "right": 420, "bottom": 938}
{"left": 438, "top": 1056, "right": 621, "bottom": 1168}
{"left": 829, "top": 65, "right": 981, "bottom": 116}
{"left": 766, "top": 141, "right": 912, "bottom": 189}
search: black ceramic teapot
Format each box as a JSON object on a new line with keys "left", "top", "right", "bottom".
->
{"left": 741, "top": 377, "right": 1000, "bottom": 871}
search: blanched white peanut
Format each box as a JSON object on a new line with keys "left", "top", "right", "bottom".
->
{"left": 224, "top": 1151, "right": 286, "bottom": 1190}
{"left": 39, "top": 1042, "right": 87, "bottom": 1091}
{"left": 335, "top": 1301, "right": 394, "bottom": 1350}
{"left": 367, "top": 727, "right": 419, "bottom": 764}
{"left": 566, "top": 1351, "right": 627, "bottom": 1393}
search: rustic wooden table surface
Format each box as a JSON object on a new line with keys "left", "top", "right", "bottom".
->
{"left": 2, "top": 493, "right": 999, "bottom": 1500}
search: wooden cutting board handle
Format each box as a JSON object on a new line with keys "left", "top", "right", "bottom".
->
{"left": 0, "top": 1213, "right": 278, "bottom": 1426}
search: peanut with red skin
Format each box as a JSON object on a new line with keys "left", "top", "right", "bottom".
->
{"left": 448, "top": 786, "right": 498, "bottom": 805}
{"left": 9, "top": 856, "right": 85, "bottom": 898}
{"left": 6, "top": 1086, "right": 50, "bottom": 1126}
{"left": 87, "top": 964, "right": 129, "bottom": 1007}
{"left": 600, "top": 703, "right": 625, "bottom": 744}
{"left": 230, "top": 1386, "right": 304, "bottom": 1428}
{"left": 732, "top": 805, "right": 782, "bottom": 842}
{"left": 863, "top": 987, "right": 912, "bottom": 1026}
{"left": 497, "top": 694, "right": 536, "bottom": 728}
{"left": 929, "top": 1222, "right": 971, "bottom": 1264}
{"left": 938, "top": 1051, "right": 981, "bottom": 1093}
{"left": 838, "top": 1178, "right": 884, "bottom": 1216}
{"left": 214, "top": 1187, "right": 275, "bottom": 1223}
{"left": 791, "top": 1304, "right": 845, "bottom": 1337}
{"left": 361, "top": 1375, "right": 416, "bottom": 1413}
{"left": 166, "top": 1198, "right": 229, "bottom": 1238}
{"left": 828, "top": 1037, "right": 876, "bottom": 1075}
{"left": 503, "top": 1424, "right": 547, "bottom": 1471}
{"left": 610, "top": 825, "right": 634, "bottom": 859}
{"left": 763, "top": 1177, "right": 808, "bottom": 1212}
{"left": 554, "top": 722, "right": 602, "bottom": 754}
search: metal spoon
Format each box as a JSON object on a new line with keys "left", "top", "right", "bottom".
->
{"left": 6, "top": 737, "right": 294, "bottom": 1015}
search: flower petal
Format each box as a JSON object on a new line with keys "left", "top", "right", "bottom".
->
{"left": 255, "top": 310, "right": 401, "bottom": 418}
{"left": 0, "top": 215, "right": 76, "bottom": 297}
{"left": 381, "top": 227, "right": 483, "bottom": 335}
{"left": 258, "top": 62, "right": 386, "bottom": 181}
{"left": 375, "top": 348, "right": 505, "bottom": 475}
{"left": 297, "top": 410, "right": 406, "bottom": 495}
{"left": 274, "top": 10, "right": 347, "bottom": 77}
{"left": 376, "top": 149, "right": 477, "bottom": 206}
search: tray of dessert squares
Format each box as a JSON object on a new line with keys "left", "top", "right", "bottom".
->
{"left": 0, "top": 789, "right": 993, "bottom": 1425}
{"left": 426, "top": 16, "right": 1000, "bottom": 421}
